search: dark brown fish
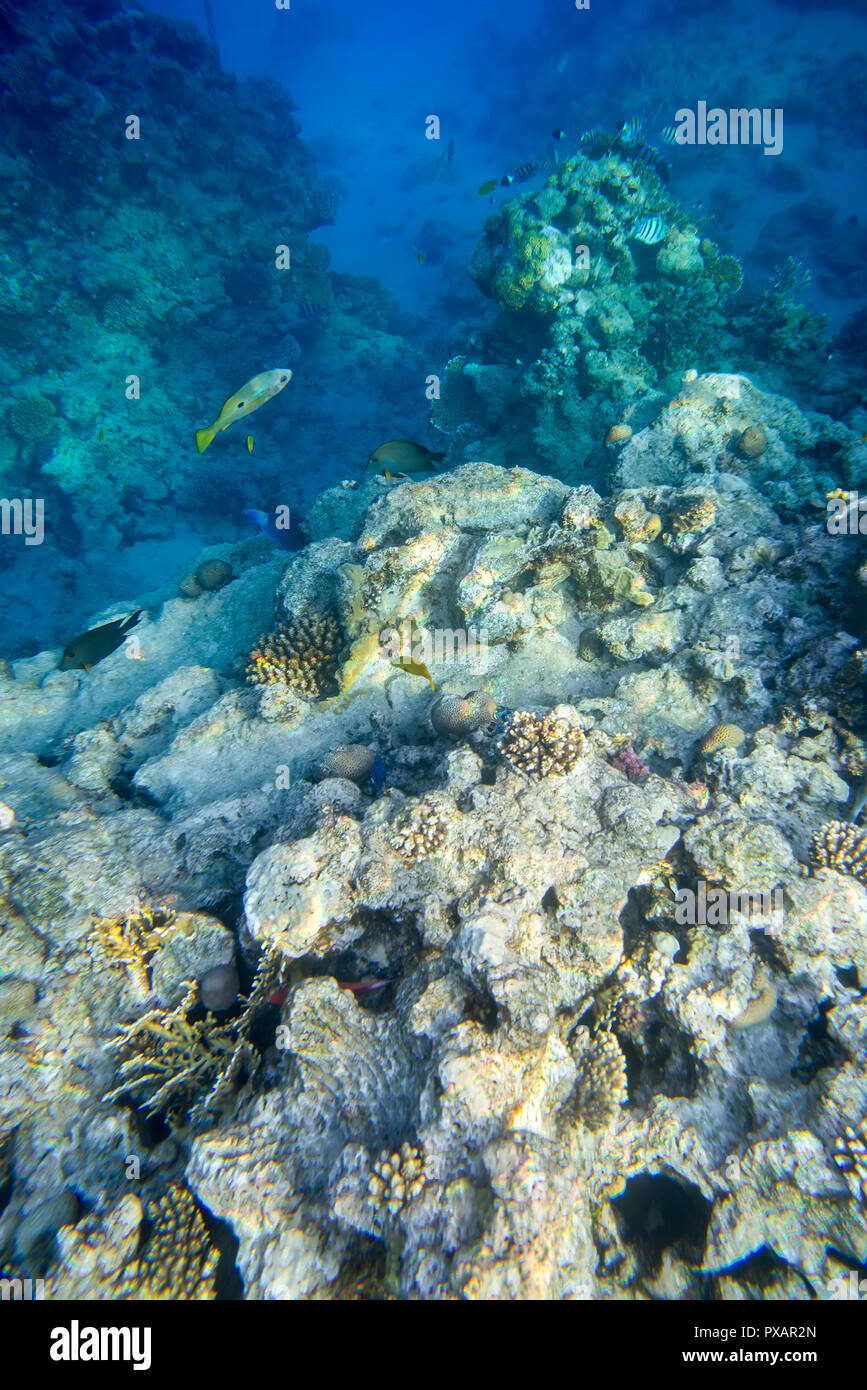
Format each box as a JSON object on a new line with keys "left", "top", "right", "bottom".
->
{"left": 59, "top": 611, "right": 142, "bottom": 671}
{"left": 366, "top": 439, "right": 445, "bottom": 475}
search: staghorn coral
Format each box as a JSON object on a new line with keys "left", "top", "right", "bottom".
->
{"left": 85, "top": 906, "right": 173, "bottom": 997}
{"left": 8, "top": 395, "right": 56, "bottom": 441}
{"left": 497, "top": 710, "right": 586, "bottom": 777}
{"left": 390, "top": 800, "right": 449, "bottom": 860}
{"left": 103, "top": 981, "right": 253, "bottom": 1130}
{"left": 810, "top": 821, "right": 867, "bottom": 886}
{"left": 246, "top": 613, "right": 342, "bottom": 698}
{"left": 832, "top": 1119, "right": 867, "bottom": 1206}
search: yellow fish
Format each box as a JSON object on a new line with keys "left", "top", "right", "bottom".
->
{"left": 246, "top": 435, "right": 254, "bottom": 453}
{"left": 196, "top": 369, "right": 293, "bottom": 453}
{"left": 477, "top": 179, "right": 498, "bottom": 196}
{"left": 395, "top": 656, "right": 435, "bottom": 691}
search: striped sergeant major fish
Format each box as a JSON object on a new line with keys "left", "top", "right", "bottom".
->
{"left": 631, "top": 216, "right": 667, "bottom": 244}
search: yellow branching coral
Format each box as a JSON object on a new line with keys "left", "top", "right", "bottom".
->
{"left": 833, "top": 1118, "right": 867, "bottom": 1206}
{"left": 810, "top": 821, "right": 867, "bottom": 886}
{"left": 246, "top": 612, "right": 342, "bottom": 698}
{"left": 103, "top": 982, "right": 251, "bottom": 1129}
{"left": 85, "top": 906, "right": 174, "bottom": 996}
{"left": 367, "top": 1142, "right": 427, "bottom": 1226}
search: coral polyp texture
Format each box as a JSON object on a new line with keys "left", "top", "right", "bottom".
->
{"left": 246, "top": 613, "right": 342, "bottom": 698}
{"left": 810, "top": 821, "right": 867, "bottom": 885}
{"left": 497, "top": 709, "right": 587, "bottom": 777}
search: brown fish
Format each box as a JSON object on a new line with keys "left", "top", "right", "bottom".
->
{"left": 60, "top": 611, "right": 142, "bottom": 671}
{"left": 366, "top": 439, "right": 445, "bottom": 476}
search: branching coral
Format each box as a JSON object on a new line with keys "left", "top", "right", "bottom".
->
{"left": 497, "top": 710, "right": 586, "bottom": 777}
{"left": 246, "top": 613, "right": 342, "bottom": 698}
{"left": 810, "top": 821, "right": 867, "bottom": 885}
{"left": 367, "top": 1142, "right": 427, "bottom": 1225}
{"left": 832, "top": 1119, "right": 867, "bottom": 1206}
{"left": 390, "top": 801, "right": 449, "bottom": 860}
{"left": 85, "top": 906, "right": 174, "bottom": 996}
{"left": 103, "top": 982, "right": 253, "bottom": 1129}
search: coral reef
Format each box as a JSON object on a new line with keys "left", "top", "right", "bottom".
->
{"left": 2, "top": 428, "right": 867, "bottom": 1300}
{"left": 246, "top": 613, "right": 342, "bottom": 698}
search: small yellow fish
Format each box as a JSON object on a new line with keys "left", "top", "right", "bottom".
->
{"left": 478, "top": 179, "right": 498, "bottom": 196}
{"left": 417, "top": 249, "right": 424, "bottom": 264}
{"left": 246, "top": 435, "right": 254, "bottom": 453}
{"left": 860, "top": 432, "right": 867, "bottom": 444}
{"left": 395, "top": 657, "right": 435, "bottom": 691}
{"left": 196, "top": 369, "right": 293, "bottom": 453}
{"left": 98, "top": 427, "right": 104, "bottom": 442}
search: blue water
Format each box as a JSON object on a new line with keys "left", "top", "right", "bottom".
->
{"left": 2, "top": 0, "right": 866, "bottom": 657}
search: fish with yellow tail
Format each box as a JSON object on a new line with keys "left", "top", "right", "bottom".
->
{"left": 195, "top": 369, "right": 293, "bottom": 453}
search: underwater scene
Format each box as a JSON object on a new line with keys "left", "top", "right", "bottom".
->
{"left": 2, "top": 0, "right": 867, "bottom": 1314}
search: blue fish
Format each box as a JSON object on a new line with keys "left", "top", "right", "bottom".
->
{"left": 369, "top": 756, "right": 386, "bottom": 794}
{"left": 242, "top": 507, "right": 307, "bottom": 552}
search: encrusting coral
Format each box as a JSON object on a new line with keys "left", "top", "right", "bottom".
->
{"left": 246, "top": 612, "right": 342, "bottom": 698}
{"left": 497, "top": 709, "right": 587, "bottom": 777}
{"left": 569, "top": 1027, "right": 628, "bottom": 1131}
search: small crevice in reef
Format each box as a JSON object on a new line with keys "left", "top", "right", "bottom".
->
{"left": 706, "top": 1246, "right": 816, "bottom": 1301}
{"left": 612, "top": 1173, "right": 712, "bottom": 1277}
{"left": 790, "top": 1001, "right": 846, "bottom": 1084}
